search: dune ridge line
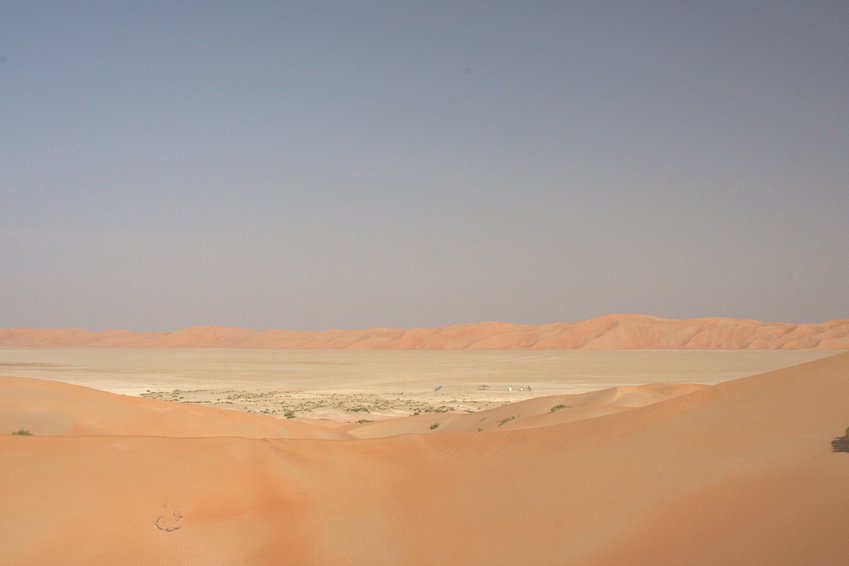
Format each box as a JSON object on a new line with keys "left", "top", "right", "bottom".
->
{"left": 2, "top": 313, "right": 848, "bottom": 350}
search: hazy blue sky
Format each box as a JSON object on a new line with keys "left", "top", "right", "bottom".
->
{"left": 2, "top": 1, "right": 847, "bottom": 330}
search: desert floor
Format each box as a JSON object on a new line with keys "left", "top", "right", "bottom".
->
{"left": 2, "top": 348, "right": 848, "bottom": 564}
{"left": 0, "top": 348, "right": 832, "bottom": 421}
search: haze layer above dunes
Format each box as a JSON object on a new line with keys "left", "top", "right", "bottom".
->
{"left": 2, "top": 353, "right": 849, "bottom": 564}
{"left": 3, "top": 314, "right": 849, "bottom": 349}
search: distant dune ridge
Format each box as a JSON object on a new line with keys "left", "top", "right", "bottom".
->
{"left": 2, "top": 352, "right": 849, "bottom": 564}
{"left": 2, "top": 314, "right": 848, "bottom": 349}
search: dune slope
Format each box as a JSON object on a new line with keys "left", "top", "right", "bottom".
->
{"left": 343, "top": 382, "right": 708, "bottom": 438}
{"left": 0, "top": 375, "right": 348, "bottom": 440}
{"left": 1, "top": 353, "right": 848, "bottom": 564}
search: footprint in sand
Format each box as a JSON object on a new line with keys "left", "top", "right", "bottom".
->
{"left": 155, "top": 505, "right": 183, "bottom": 532}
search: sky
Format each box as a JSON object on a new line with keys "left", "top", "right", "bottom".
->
{"left": 1, "top": 1, "right": 848, "bottom": 331}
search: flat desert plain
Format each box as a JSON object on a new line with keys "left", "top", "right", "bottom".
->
{"left": 0, "top": 348, "right": 834, "bottom": 420}
{"left": 2, "top": 348, "right": 849, "bottom": 564}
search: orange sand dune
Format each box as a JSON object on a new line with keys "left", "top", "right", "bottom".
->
{"left": 2, "top": 313, "right": 849, "bottom": 350}
{"left": 344, "top": 382, "right": 707, "bottom": 438}
{"left": 2, "top": 353, "right": 849, "bottom": 564}
{"left": 0, "top": 376, "right": 349, "bottom": 440}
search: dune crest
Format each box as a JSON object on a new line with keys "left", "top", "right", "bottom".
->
{"left": 2, "top": 314, "right": 848, "bottom": 349}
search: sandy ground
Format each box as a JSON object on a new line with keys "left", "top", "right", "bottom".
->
{"left": 0, "top": 348, "right": 831, "bottom": 421}
{"left": 2, "top": 350, "right": 848, "bottom": 564}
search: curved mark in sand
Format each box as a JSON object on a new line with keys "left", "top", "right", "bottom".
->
{"left": 154, "top": 505, "right": 183, "bottom": 532}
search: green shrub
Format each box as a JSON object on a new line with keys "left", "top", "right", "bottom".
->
{"left": 845, "top": 426, "right": 849, "bottom": 445}
{"left": 550, "top": 404, "right": 571, "bottom": 413}
{"left": 12, "top": 429, "right": 32, "bottom": 436}
{"left": 429, "top": 423, "right": 440, "bottom": 430}
{"left": 283, "top": 410, "right": 296, "bottom": 419}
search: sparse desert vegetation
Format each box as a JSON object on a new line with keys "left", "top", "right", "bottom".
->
{"left": 496, "top": 415, "right": 518, "bottom": 427}
{"left": 140, "top": 388, "right": 495, "bottom": 422}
